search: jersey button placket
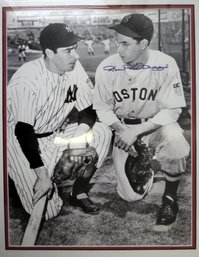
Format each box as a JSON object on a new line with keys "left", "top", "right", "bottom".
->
{"left": 127, "top": 75, "right": 137, "bottom": 118}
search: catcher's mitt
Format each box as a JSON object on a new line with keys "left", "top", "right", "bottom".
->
{"left": 125, "top": 139, "right": 160, "bottom": 195}
{"left": 52, "top": 146, "right": 98, "bottom": 185}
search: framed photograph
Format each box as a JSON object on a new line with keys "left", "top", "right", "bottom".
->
{"left": 0, "top": 0, "right": 198, "bottom": 256}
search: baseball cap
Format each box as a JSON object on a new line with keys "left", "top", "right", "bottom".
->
{"left": 39, "top": 23, "right": 81, "bottom": 50}
{"left": 110, "top": 14, "right": 154, "bottom": 42}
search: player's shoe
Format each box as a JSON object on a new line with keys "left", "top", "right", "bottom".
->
{"left": 156, "top": 195, "right": 179, "bottom": 225}
{"left": 69, "top": 194, "right": 100, "bottom": 215}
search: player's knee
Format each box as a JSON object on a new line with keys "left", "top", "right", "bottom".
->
{"left": 161, "top": 124, "right": 180, "bottom": 141}
{"left": 96, "top": 122, "right": 112, "bottom": 145}
{"left": 161, "top": 124, "right": 187, "bottom": 146}
{"left": 159, "top": 124, "right": 190, "bottom": 158}
{"left": 92, "top": 122, "right": 112, "bottom": 167}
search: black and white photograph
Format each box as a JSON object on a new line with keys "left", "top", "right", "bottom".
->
{"left": 1, "top": 0, "right": 197, "bottom": 253}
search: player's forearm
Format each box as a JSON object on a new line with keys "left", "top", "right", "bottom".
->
{"left": 72, "top": 123, "right": 90, "bottom": 137}
{"left": 78, "top": 105, "right": 97, "bottom": 128}
{"left": 14, "top": 122, "right": 44, "bottom": 169}
{"left": 149, "top": 108, "right": 182, "bottom": 125}
{"left": 136, "top": 121, "right": 162, "bottom": 136}
{"left": 134, "top": 109, "right": 182, "bottom": 136}
{"left": 96, "top": 110, "right": 120, "bottom": 126}
{"left": 110, "top": 121, "right": 127, "bottom": 133}
{"left": 70, "top": 123, "right": 91, "bottom": 148}
{"left": 34, "top": 166, "right": 49, "bottom": 179}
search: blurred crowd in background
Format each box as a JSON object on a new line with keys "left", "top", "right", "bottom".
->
{"left": 7, "top": 9, "right": 191, "bottom": 89}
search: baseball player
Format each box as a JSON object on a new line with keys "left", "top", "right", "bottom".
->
{"left": 7, "top": 23, "right": 112, "bottom": 220}
{"left": 101, "top": 38, "right": 111, "bottom": 55}
{"left": 18, "top": 42, "right": 27, "bottom": 62}
{"left": 93, "top": 14, "right": 190, "bottom": 226}
{"left": 84, "top": 39, "right": 95, "bottom": 56}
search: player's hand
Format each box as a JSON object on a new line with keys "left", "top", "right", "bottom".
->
{"left": 128, "top": 145, "right": 138, "bottom": 157}
{"left": 33, "top": 167, "right": 54, "bottom": 205}
{"left": 115, "top": 126, "right": 140, "bottom": 154}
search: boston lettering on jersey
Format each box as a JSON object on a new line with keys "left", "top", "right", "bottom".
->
{"left": 113, "top": 88, "right": 158, "bottom": 102}
{"left": 65, "top": 84, "right": 78, "bottom": 103}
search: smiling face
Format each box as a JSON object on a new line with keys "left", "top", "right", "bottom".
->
{"left": 45, "top": 44, "right": 79, "bottom": 74}
{"left": 115, "top": 32, "right": 147, "bottom": 64}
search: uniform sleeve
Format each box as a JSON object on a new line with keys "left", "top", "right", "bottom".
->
{"left": 78, "top": 105, "right": 97, "bottom": 128}
{"left": 93, "top": 64, "right": 120, "bottom": 126}
{"left": 8, "top": 69, "right": 37, "bottom": 126}
{"left": 8, "top": 66, "right": 43, "bottom": 169}
{"left": 15, "top": 122, "right": 44, "bottom": 169}
{"left": 96, "top": 110, "right": 120, "bottom": 126}
{"left": 149, "top": 108, "right": 182, "bottom": 125}
{"left": 156, "top": 58, "right": 186, "bottom": 109}
{"left": 74, "top": 61, "right": 93, "bottom": 111}
{"left": 148, "top": 58, "right": 186, "bottom": 125}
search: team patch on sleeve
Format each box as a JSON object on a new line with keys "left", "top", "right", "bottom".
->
{"left": 173, "top": 82, "right": 182, "bottom": 96}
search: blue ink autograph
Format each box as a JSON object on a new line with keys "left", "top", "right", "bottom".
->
{"left": 103, "top": 63, "right": 168, "bottom": 72}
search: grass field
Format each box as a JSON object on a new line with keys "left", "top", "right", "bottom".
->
{"left": 7, "top": 44, "right": 193, "bottom": 247}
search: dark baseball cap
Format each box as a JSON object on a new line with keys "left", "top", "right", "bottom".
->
{"left": 39, "top": 23, "right": 81, "bottom": 50}
{"left": 110, "top": 14, "right": 154, "bottom": 42}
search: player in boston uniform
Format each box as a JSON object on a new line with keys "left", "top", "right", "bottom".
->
{"left": 93, "top": 14, "right": 190, "bottom": 226}
{"left": 7, "top": 23, "right": 112, "bottom": 220}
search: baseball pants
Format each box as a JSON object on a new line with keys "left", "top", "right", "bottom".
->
{"left": 8, "top": 122, "right": 112, "bottom": 220}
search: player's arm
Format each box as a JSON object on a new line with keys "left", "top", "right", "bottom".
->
{"left": 115, "top": 107, "right": 182, "bottom": 152}
{"left": 114, "top": 120, "right": 161, "bottom": 151}
{"left": 14, "top": 122, "right": 53, "bottom": 204}
{"left": 93, "top": 62, "right": 122, "bottom": 126}
{"left": 9, "top": 69, "right": 54, "bottom": 204}
{"left": 78, "top": 105, "right": 96, "bottom": 128}
{"left": 70, "top": 105, "right": 96, "bottom": 144}
{"left": 116, "top": 58, "right": 185, "bottom": 151}
{"left": 14, "top": 122, "right": 44, "bottom": 168}
{"left": 67, "top": 106, "right": 97, "bottom": 163}
{"left": 70, "top": 61, "right": 97, "bottom": 149}
{"left": 114, "top": 109, "right": 182, "bottom": 153}
{"left": 147, "top": 58, "right": 185, "bottom": 127}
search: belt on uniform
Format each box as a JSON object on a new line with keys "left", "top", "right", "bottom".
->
{"left": 119, "top": 117, "right": 148, "bottom": 125}
{"left": 35, "top": 132, "right": 53, "bottom": 138}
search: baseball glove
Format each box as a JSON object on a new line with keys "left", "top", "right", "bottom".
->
{"left": 125, "top": 139, "right": 159, "bottom": 195}
{"left": 52, "top": 146, "right": 98, "bottom": 185}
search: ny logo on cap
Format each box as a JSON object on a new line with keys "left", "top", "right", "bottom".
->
{"left": 65, "top": 26, "right": 72, "bottom": 32}
{"left": 122, "top": 15, "right": 132, "bottom": 23}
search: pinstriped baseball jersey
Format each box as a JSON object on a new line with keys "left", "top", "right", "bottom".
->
{"left": 93, "top": 50, "right": 186, "bottom": 125}
{"left": 8, "top": 57, "right": 93, "bottom": 133}
{"left": 7, "top": 57, "right": 112, "bottom": 220}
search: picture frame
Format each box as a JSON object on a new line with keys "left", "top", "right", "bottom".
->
{"left": 0, "top": 0, "right": 198, "bottom": 256}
